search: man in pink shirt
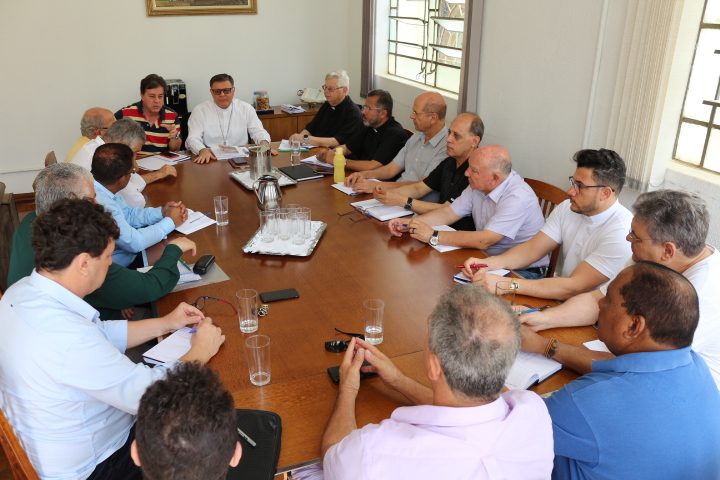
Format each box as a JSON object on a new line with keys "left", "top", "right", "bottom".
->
{"left": 295, "top": 284, "right": 554, "bottom": 480}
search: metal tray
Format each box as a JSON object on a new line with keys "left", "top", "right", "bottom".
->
{"left": 229, "top": 167, "right": 297, "bottom": 190}
{"left": 242, "top": 221, "right": 327, "bottom": 257}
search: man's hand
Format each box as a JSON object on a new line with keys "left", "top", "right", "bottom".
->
{"left": 321, "top": 148, "right": 335, "bottom": 165}
{"left": 157, "top": 165, "right": 177, "bottom": 179}
{"left": 520, "top": 325, "right": 549, "bottom": 355}
{"left": 355, "top": 337, "right": 404, "bottom": 391}
{"left": 189, "top": 316, "right": 226, "bottom": 360}
{"left": 162, "top": 201, "right": 188, "bottom": 226}
{"left": 374, "top": 185, "right": 406, "bottom": 207}
{"left": 289, "top": 133, "right": 304, "bottom": 143}
{"left": 162, "top": 302, "right": 205, "bottom": 332}
{"left": 407, "top": 218, "right": 434, "bottom": 244}
{"left": 168, "top": 237, "right": 197, "bottom": 256}
{"left": 387, "top": 218, "right": 411, "bottom": 237}
{"left": 163, "top": 124, "right": 180, "bottom": 139}
{"left": 514, "top": 306, "right": 555, "bottom": 332}
{"left": 462, "top": 257, "right": 490, "bottom": 279}
{"left": 338, "top": 337, "right": 365, "bottom": 398}
{"left": 194, "top": 148, "right": 217, "bottom": 164}
{"left": 121, "top": 308, "right": 135, "bottom": 320}
{"left": 344, "top": 171, "right": 366, "bottom": 188}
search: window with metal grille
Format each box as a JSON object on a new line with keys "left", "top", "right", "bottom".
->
{"left": 674, "top": 0, "right": 720, "bottom": 171}
{"left": 388, "top": 0, "right": 465, "bottom": 94}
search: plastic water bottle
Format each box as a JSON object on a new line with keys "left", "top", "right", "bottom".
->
{"left": 333, "top": 148, "right": 346, "bottom": 183}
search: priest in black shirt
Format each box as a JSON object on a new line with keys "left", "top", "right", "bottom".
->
{"left": 318, "top": 89, "right": 408, "bottom": 171}
{"left": 373, "top": 113, "right": 483, "bottom": 231}
{"left": 290, "top": 70, "right": 362, "bottom": 148}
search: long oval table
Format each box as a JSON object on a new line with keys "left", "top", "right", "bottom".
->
{"left": 143, "top": 147, "right": 597, "bottom": 472}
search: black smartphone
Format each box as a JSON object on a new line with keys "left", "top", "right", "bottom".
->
{"left": 192, "top": 254, "right": 216, "bottom": 275}
{"left": 327, "top": 361, "right": 378, "bottom": 384}
{"left": 259, "top": 288, "right": 300, "bottom": 303}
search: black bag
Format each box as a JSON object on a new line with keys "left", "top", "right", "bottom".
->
{"left": 226, "top": 409, "right": 282, "bottom": 480}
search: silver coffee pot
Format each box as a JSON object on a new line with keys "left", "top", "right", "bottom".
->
{"left": 253, "top": 174, "right": 283, "bottom": 211}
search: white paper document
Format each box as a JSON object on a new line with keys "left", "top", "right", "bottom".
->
{"left": 279, "top": 139, "right": 310, "bottom": 152}
{"left": 584, "top": 339, "right": 610, "bottom": 353}
{"left": 175, "top": 209, "right": 217, "bottom": 235}
{"left": 136, "top": 152, "right": 191, "bottom": 171}
{"left": 350, "top": 199, "right": 413, "bottom": 221}
{"left": 301, "top": 155, "right": 334, "bottom": 168}
{"left": 453, "top": 270, "right": 511, "bottom": 284}
{"left": 212, "top": 145, "right": 250, "bottom": 160}
{"left": 332, "top": 183, "right": 364, "bottom": 196}
{"left": 143, "top": 327, "right": 193, "bottom": 365}
{"left": 429, "top": 225, "right": 461, "bottom": 253}
{"left": 505, "top": 351, "right": 562, "bottom": 390}
{"left": 281, "top": 104, "right": 306, "bottom": 114}
{"left": 137, "top": 261, "right": 201, "bottom": 285}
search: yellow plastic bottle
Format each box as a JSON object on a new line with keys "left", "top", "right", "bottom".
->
{"left": 333, "top": 148, "right": 346, "bottom": 183}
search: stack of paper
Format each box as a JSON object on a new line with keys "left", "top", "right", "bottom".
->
{"left": 143, "top": 327, "right": 193, "bottom": 364}
{"left": 278, "top": 139, "right": 310, "bottom": 152}
{"left": 211, "top": 145, "right": 250, "bottom": 160}
{"left": 301, "top": 155, "right": 334, "bottom": 168}
{"left": 429, "top": 225, "right": 461, "bottom": 253}
{"left": 175, "top": 209, "right": 217, "bottom": 235}
{"left": 281, "top": 104, "right": 306, "bottom": 114}
{"left": 137, "top": 152, "right": 191, "bottom": 171}
{"left": 350, "top": 199, "right": 413, "bottom": 221}
{"left": 504, "top": 351, "right": 561, "bottom": 390}
{"left": 137, "top": 261, "right": 201, "bottom": 285}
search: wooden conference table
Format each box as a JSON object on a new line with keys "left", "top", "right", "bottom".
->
{"left": 143, "top": 147, "right": 597, "bottom": 472}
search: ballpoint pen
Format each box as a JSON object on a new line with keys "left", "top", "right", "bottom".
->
{"left": 516, "top": 308, "right": 540, "bottom": 315}
{"left": 190, "top": 212, "right": 211, "bottom": 223}
{"left": 237, "top": 427, "right": 257, "bottom": 447}
{"left": 455, "top": 264, "right": 488, "bottom": 268}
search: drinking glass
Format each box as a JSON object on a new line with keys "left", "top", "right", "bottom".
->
{"left": 277, "top": 208, "right": 291, "bottom": 240}
{"left": 245, "top": 335, "right": 271, "bottom": 386}
{"left": 290, "top": 140, "right": 301, "bottom": 166}
{"left": 213, "top": 195, "right": 229, "bottom": 226}
{"left": 259, "top": 211, "right": 275, "bottom": 243}
{"left": 299, "top": 207, "right": 312, "bottom": 239}
{"left": 291, "top": 212, "right": 306, "bottom": 245}
{"left": 237, "top": 289, "right": 259, "bottom": 333}
{"left": 364, "top": 299, "right": 385, "bottom": 345}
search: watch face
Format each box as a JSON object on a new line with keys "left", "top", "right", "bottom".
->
{"left": 430, "top": 236, "right": 439, "bottom": 246}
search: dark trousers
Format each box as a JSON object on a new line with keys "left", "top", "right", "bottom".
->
{"left": 87, "top": 425, "right": 143, "bottom": 480}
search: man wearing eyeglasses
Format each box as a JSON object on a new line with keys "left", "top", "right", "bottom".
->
{"left": 463, "top": 149, "right": 632, "bottom": 300}
{"left": 65, "top": 108, "right": 116, "bottom": 163}
{"left": 317, "top": 89, "right": 407, "bottom": 171}
{"left": 289, "top": 70, "right": 362, "bottom": 148}
{"left": 186, "top": 73, "right": 274, "bottom": 164}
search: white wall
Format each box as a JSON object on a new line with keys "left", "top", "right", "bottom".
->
{"left": 0, "top": 0, "right": 362, "bottom": 193}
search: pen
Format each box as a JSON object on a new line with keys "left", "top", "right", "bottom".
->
{"left": 516, "top": 308, "right": 540, "bottom": 315}
{"left": 455, "top": 264, "right": 488, "bottom": 268}
{"left": 237, "top": 427, "right": 257, "bottom": 447}
{"left": 188, "top": 321, "right": 221, "bottom": 334}
{"left": 179, "top": 259, "right": 192, "bottom": 271}
{"left": 381, "top": 223, "right": 409, "bottom": 226}
{"left": 190, "top": 212, "right": 211, "bottom": 223}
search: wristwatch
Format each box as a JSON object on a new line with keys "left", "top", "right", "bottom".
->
{"left": 303, "top": 134, "right": 309, "bottom": 144}
{"left": 403, "top": 197, "right": 413, "bottom": 211}
{"left": 543, "top": 339, "right": 559, "bottom": 359}
{"left": 429, "top": 230, "right": 440, "bottom": 246}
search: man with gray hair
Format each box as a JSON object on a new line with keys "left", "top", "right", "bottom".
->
{"left": 294, "top": 284, "right": 553, "bottom": 480}
{"left": 71, "top": 118, "right": 176, "bottom": 207}
{"left": 289, "top": 70, "right": 362, "bottom": 148}
{"left": 7, "top": 162, "right": 197, "bottom": 320}
{"left": 64, "top": 107, "right": 116, "bottom": 163}
{"left": 519, "top": 189, "right": 720, "bottom": 388}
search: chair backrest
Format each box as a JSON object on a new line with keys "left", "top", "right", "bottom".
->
{"left": 44, "top": 151, "right": 57, "bottom": 167}
{"left": 0, "top": 408, "right": 40, "bottom": 480}
{"left": 524, "top": 178, "right": 568, "bottom": 279}
{"left": 403, "top": 128, "right": 414, "bottom": 139}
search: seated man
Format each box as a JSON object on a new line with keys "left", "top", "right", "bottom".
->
{"left": 380, "top": 113, "right": 483, "bottom": 231}
{"left": 463, "top": 148, "right": 632, "bottom": 300}
{"left": 7, "top": 162, "right": 195, "bottom": 320}
{"left": 317, "top": 89, "right": 407, "bottom": 171}
{"left": 131, "top": 362, "right": 242, "bottom": 480}
{"left": 295, "top": 284, "right": 553, "bottom": 479}
{"left": 92, "top": 143, "right": 187, "bottom": 267}
{"left": 64, "top": 107, "right": 116, "bottom": 163}
{"left": 72, "top": 118, "right": 176, "bottom": 207}
{"left": 186, "top": 73, "right": 276, "bottom": 164}
{"left": 389, "top": 143, "right": 549, "bottom": 275}
{"left": 289, "top": 70, "right": 362, "bottom": 148}
{"left": 541, "top": 262, "right": 720, "bottom": 479}
{"left": 344, "top": 92, "right": 448, "bottom": 201}
{"left": 0, "top": 198, "right": 224, "bottom": 480}
{"left": 116, "top": 74, "right": 181, "bottom": 156}
{"left": 519, "top": 190, "right": 720, "bottom": 387}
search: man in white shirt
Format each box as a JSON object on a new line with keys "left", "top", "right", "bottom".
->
{"left": 186, "top": 73, "right": 274, "bottom": 164}
{"left": 518, "top": 190, "right": 720, "bottom": 388}
{"left": 463, "top": 148, "right": 632, "bottom": 300}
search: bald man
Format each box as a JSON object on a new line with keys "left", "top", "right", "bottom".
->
{"left": 344, "top": 92, "right": 449, "bottom": 202}
{"left": 65, "top": 108, "right": 116, "bottom": 163}
{"left": 388, "top": 144, "right": 549, "bottom": 277}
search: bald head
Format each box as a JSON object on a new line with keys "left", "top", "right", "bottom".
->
{"left": 417, "top": 92, "right": 447, "bottom": 120}
{"left": 474, "top": 145, "right": 512, "bottom": 176}
{"left": 80, "top": 108, "right": 116, "bottom": 139}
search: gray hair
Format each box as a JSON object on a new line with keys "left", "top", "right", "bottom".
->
{"left": 326, "top": 70, "right": 349, "bottom": 89}
{"left": 632, "top": 190, "right": 709, "bottom": 257}
{"left": 428, "top": 284, "right": 520, "bottom": 402}
{"left": 80, "top": 109, "right": 106, "bottom": 137}
{"left": 104, "top": 118, "right": 146, "bottom": 149}
{"left": 34, "top": 163, "right": 93, "bottom": 215}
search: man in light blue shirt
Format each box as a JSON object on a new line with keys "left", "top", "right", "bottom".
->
{"left": 0, "top": 198, "right": 225, "bottom": 480}
{"left": 92, "top": 143, "right": 187, "bottom": 267}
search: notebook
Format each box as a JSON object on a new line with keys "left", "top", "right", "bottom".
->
{"left": 142, "top": 327, "right": 192, "bottom": 364}
{"left": 278, "top": 164, "right": 323, "bottom": 181}
{"left": 350, "top": 199, "right": 413, "bottom": 221}
{"left": 504, "top": 351, "right": 561, "bottom": 390}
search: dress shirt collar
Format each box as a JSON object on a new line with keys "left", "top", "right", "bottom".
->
{"left": 213, "top": 99, "right": 235, "bottom": 113}
{"left": 391, "top": 395, "right": 510, "bottom": 427}
{"left": 486, "top": 170, "right": 520, "bottom": 203}
{"left": 423, "top": 126, "right": 448, "bottom": 148}
{"left": 26, "top": 270, "right": 99, "bottom": 322}
{"left": 373, "top": 116, "right": 397, "bottom": 134}
{"left": 94, "top": 180, "right": 117, "bottom": 201}
{"left": 583, "top": 198, "right": 620, "bottom": 225}
{"left": 593, "top": 346, "right": 693, "bottom": 374}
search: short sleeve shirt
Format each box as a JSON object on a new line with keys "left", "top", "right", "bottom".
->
{"left": 115, "top": 101, "right": 179, "bottom": 157}
{"left": 423, "top": 157, "right": 474, "bottom": 231}
{"left": 393, "top": 129, "right": 449, "bottom": 184}
{"left": 345, "top": 117, "right": 407, "bottom": 165}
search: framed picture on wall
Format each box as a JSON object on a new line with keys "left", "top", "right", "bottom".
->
{"left": 146, "top": 0, "right": 257, "bottom": 16}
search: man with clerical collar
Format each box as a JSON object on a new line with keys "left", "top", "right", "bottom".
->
{"left": 463, "top": 148, "right": 632, "bottom": 296}
{"left": 541, "top": 262, "right": 720, "bottom": 479}
{"left": 65, "top": 108, "right": 116, "bottom": 163}
{"left": 317, "top": 89, "right": 407, "bottom": 171}
{"left": 290, "top": 70, "right": 362, "bottom": 148}
{"left": 186, "top": 73, "right": 275, "bottom": 164}
{"left": 115, "top": 74, "right": 181, "bottom": 157}
{"left": 344, "top": 91, "right": 449, "bottom": 202}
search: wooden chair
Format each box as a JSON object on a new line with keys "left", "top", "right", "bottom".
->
{"left": 44, "top": 151, "right": 57, "bottom": 167}
{"left": 524, "top": 178, "right": 569, "bottom": 279}
{"left": 0, "top": 408, "right": 40, "bottom": 480}
{"left": 404, "top": 128, "right": 414, "bottom": 139}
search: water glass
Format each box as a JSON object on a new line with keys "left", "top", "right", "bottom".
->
{"left": 277, "top": 208, "right": 291, "bottom": 240}
{"left": 496, "top": 281, "right": 516, "bottom": 306}
{"left": 245, "top": 335, "right": 271, "bottom": 386}
{"left": 286, "top": 204, "right": 302, "bottom": 234}
{"left": 259, "top": 211, "right": 275, "bottom": 243}
{"left": 291, "top": 212, "right": 306, "bottom": 245}
{"left": 237, "top": 289, "right": 259, "bottom": 333}
{"left": 290, "top": 140, "right": 301, "bottom": 166}
{"left": 364, "top": 299, "right": 385, "bottom": 345}
{"left": 213, "top": 195, "right": 229, "bottom": 226}
{"left": 299, "top": 207, "right": 312, "bottom": 239}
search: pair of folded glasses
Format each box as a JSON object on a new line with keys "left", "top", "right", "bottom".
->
{"left": 325, "top": 328, "right": 365, "bottom": 352}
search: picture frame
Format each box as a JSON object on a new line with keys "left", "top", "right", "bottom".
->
{"left": 146, "top": 0, "right": 257, "bottom": 17}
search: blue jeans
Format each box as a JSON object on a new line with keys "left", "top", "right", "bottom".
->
{"left": 514, "top": 267, "right": 547, "bottom": 280}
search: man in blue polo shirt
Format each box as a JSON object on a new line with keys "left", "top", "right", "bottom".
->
{"left": 544, "top": 261, "right": 720, "bottom": 480}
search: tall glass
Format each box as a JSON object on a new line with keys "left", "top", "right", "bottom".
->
{"left": 364, "top": 299, "right": 385, "bottom": 345}
{"left": 213, "top": 195, "right": 229, "bottom": 226}
{"left": 245, "top": 335, "right": 271, "bottom": 386}
{"left": 237, "top": 289, "right": 259, "bottom": 333}
{"left": 259, "top": 211, "right": 275, "bottom": 243}
{"left": 299, "top": 207, "right": 312, "bottom": 239}
{"left": 290, "top": 140, "right": 301, "bottom": 166}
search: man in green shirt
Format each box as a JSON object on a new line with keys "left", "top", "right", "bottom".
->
{"left": 8, "top": 163, "right": 196, "bottom": 319}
